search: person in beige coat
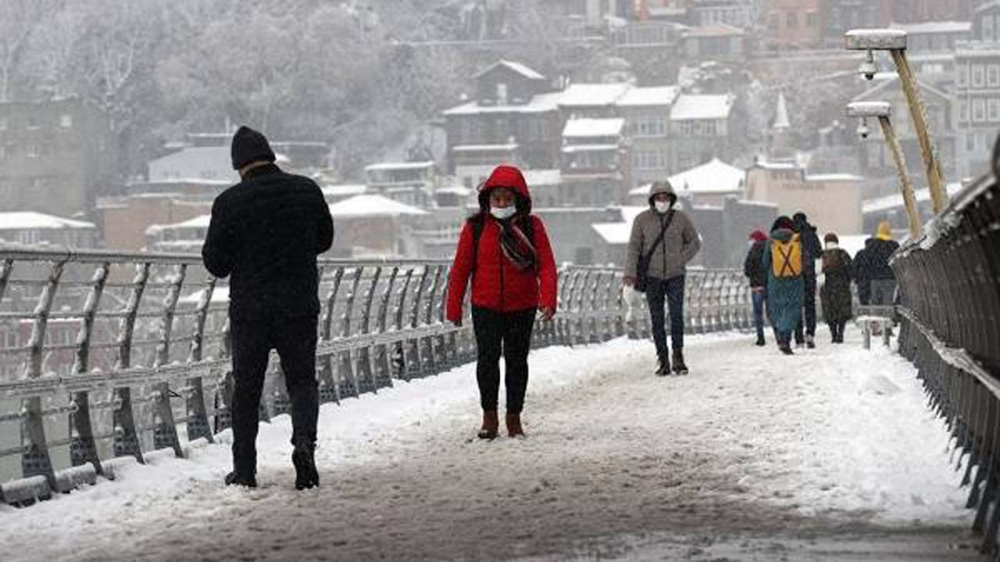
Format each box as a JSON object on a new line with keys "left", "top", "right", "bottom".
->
{"left": 623, "top": 181, "right": 701, "bottom": 375}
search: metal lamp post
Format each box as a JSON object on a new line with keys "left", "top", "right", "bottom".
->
{"left": 847, "top": 101, "right": 922, "bottom": 240}
{"left": 845, "top": 29, "right": 949, "bottom": 214}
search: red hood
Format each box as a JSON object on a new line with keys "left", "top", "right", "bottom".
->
{"left": 748, "top": 229, "right": 768, "bottom": 243}
{"left": 478, "top": 164, "right": 532, "bottom": 214}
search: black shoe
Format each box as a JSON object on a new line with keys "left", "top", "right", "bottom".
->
{"left": 806, "top": 335, "right": 816, "bottom": 349}
{"left": 780, "top": 345, "right": 794, "bottom": 356}
{"left": 672, "top": 349, "right": 688, "bottom": 375}
{"left": 755, "top": 337, "right": 766, "bottom": 347}
{"left": 292, "top": 445, "right": 319, "bottom": 490}
{"left": 225, "top": 471, "right": 257, "bottom": 488}
{"left": 655, "top": 355, "right": 670, "bottom": 376}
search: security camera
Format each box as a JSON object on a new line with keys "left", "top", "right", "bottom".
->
{"left": 859, "top": 50, "right": 877, "bottom": 81}
{"left": 857, "top": 119, "right": 870, "bottom": 139}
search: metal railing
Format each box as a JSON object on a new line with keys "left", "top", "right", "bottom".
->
{"left": 891, "top": 152, "right": 1000, "bottom": 557}
{"left": 0, "top": 246, "right": 751, "bottom": 505}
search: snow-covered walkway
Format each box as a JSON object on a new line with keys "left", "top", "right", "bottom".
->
{"left": 0, "top": 329, "right": 980, "bottom": 561}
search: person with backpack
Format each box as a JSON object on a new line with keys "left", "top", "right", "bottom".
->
{"left": 854, "top": 221, "right": 899, "bottom": 306}
{"left": 761, "top": 216, "right": 805, "bottom": 355}
{"left": 743, "top": 229, "right": 769, "bottom": 347}
{"left": 623, "top": 180, "right": 702, "bottom": 376}
{"left": 445, "top": 164, "right": 557, "bottom": 440}
{"left": 792, "top": 212, "right": 822, "bottom": 349}
{"left": 820, "top": 233, "right": 853, "bottom": 344}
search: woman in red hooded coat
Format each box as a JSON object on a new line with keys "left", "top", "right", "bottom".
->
{"left": 446, "top": 164, "right": 558, "bottom": 439}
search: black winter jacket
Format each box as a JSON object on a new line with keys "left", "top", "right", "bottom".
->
{"left": 795, "top": 222, "right": 822, "bottom": 275}
{"left": 202, "top": 164, "right": 334, "bottom": 321}
{"left": 854, "top": 237, "right": 899, "bottom": 283}
{"left": 743, "top": 240, "right": 767, "bottom": 289}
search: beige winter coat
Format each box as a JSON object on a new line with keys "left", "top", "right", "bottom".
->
{"left": 624, "top": 181, "right": 702, "bottom": 281}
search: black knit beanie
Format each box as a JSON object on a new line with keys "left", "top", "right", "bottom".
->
{"left": 231, "top": 126, "right": 276, "bottom": 170}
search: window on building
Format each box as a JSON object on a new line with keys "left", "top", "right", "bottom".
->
{"left": 959, "top": 63, "right": 969, "bottom": 87}
{"left": 974, "top": 98, "right": 987, "bottom": 122}
{"left": 633, "top": 116, "right": 667, "bottom": 138}
{"left": 496, "top": 83, "right": 508, "bottom": 106}
{"left": 989, "top": 99, "right": 1000, "bottom": 121}
{"left": 18, "top": 229, "right": 40, "bottom": 245}
{"left": 0, "top": 330, "right": 16, "bottom": 349}
{"left": 806, "top": 12, "right": 818, "bottom": 27}
{"left": 973, "top": 64, "right": 986, "bottom": 87}
{"left": 60, "top": 114, "right": 73, "bottom": 128}
{"left": 26, "top": 144, "right": 39, "bottom": 158}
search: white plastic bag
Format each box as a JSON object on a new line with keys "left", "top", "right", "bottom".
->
{"left": 622, "top": 284, "right": 641, "bottom": 323}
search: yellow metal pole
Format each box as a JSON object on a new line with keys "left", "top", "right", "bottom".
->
{"left": 890, "top": 49, "right": 948, "bottom": 214}
{"left": 879, "top": 115, "right": 922, "bottom": 240}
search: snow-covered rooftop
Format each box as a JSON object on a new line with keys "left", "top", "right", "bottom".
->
{"left": 328, "top": 194, "right": 428, "bottom": 218}
{"left": 474, "top": 60, "right": 545, "bottom": 81}
{"left": 805, "top": 173, "right": 865, "bottom": 182}
{"left": 683, "top": 24, "right": 745, "bottom": 37}
{"left": 639, "top": 158, "right": 746, "bottom": 196}
{"left": 670, "top": 94, "right": 733, "bottom": 121}
{"left": 615, "top": 86, "right": 679, "bottom": 108}
{"left": 322, "top": 184, "right": 368, "bottom": 197}
{"left": 558, "top": 83, "right": 631, "bottom": 107}
{"left": 452, "top": 143, "right": 518, "bottom": 152}
{"left": 562, "top": 118, "right": 625, "bottom": 138}
{"left": 523, "top": 169, "right": 562, "bottom": 186}
{"left": 365, "top": 161, "right": 434, "bottom": 172}
{"left": 0, "top": 212, "right": 96, "bottom": 230}
{"left": 891, "top": 21, "right": 971, "bottom": 34}
{"left": 862, "top": 182, "right": 964, "bottom": 214}
{"left": 443, "top": 92, "right": 561, "bottom": 116}
{"left": 592, "top": 223, "right": 631, "bottom": 245}
{"left": 561, "top": 144, "right": 620, "bottom": 153}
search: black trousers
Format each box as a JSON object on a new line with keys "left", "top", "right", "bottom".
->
{"left": 645, "top": 275, "right": 687, "bottom": 357}
{"left": 795, "top": 273, "right": 817, "bottom": 342}
{"left": 472, "top": 306, "right": 536, "bottom": 415}
{"left": 230, "top": 313, "right": 319, "bottom": 474}
{"left": 828, "top": 320, "right": 848, "bottom": 342}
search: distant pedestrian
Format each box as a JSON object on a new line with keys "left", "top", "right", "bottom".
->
{"left": 761, "top": 216, "right": 805, "bottom": 355}
{"left": 820, "top": 233, "right": 853, "bottom": 344}
{"left": 743, "top": 229, "right": 769, "bottom": 346}
{"left": 854, "top": 221, "right": 899, "bottom": 306}
{"left": 445, "top": 164, "right": 557, "bottom": 440}
{"left": 792, "top": 212, "right": 822, "bottom": 349}
{"left": 203, "top": 126, "right": 334, "bottom": 490}
{"left": 623, "top": 180, "right": 702, "bottom": 376}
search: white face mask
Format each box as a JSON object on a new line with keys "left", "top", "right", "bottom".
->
{"left": 826, "top": 242, "right": 838, "bottom": 250}
{"left": 490, "top": 206, "right": 516, "bottom": 220}
{"left": 654, "top": 201, "right": 671, "bottom": 214}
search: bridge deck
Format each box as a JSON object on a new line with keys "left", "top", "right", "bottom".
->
{"left": 0, "top": 329, "right": 979, "bottom": 561}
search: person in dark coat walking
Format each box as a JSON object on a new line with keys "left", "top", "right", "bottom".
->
{"left": 853, "top": 221, "right": 900, "bottom": 306}
{"left": 743, "top": 229, "right": 769, "bottom": 346}
{"left": 792, "top": 212, "right": 822, "bottom": 348}
{"left": 762, "top": 216, "right": 805, "bottom": 355}
{"left": 446, "top": 164, "right": 558, "bottom": 440}
{"left": 820, "top": 233, "right": 853, "bottom": 344}
{"left": 202, "top": 126, "right": 334, "bottom": 490}
{"left": 623, "top": 181, "right": 702, "bottom": 376}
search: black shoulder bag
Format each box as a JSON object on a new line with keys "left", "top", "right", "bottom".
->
{"left": 634, "top": 210, "right": 675, "bottom": 293}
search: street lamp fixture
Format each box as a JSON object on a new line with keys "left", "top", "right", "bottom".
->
{"left": 847, "top": 101, "right": 922, "bottom": 240}
{"left": 845, "top": 28, "right": 948, "bottom": 215}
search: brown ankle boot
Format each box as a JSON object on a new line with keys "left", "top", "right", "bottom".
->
{"left": 506, "top": 413, "right": 525, "bottom": 438}
{"left": 478, "top": 410, "right": 498, "bottom": 439}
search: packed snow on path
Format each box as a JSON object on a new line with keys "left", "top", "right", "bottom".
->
{"left": 0, "top": 329, "right": 973, "bottom": 561}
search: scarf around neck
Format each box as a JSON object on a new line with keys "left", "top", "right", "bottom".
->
{"left": 495, "top": 216, "right": 536, "bottom": 271}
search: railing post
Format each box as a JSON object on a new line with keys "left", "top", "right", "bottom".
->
{"left": 184, "top": 277, "right": 215, "bottom": 443}
{"left": 151, "top": 265, "right": 186, "bottom": 457}
{"left": 113, "top": 262, "right": 150, "bottom": 464}
{"left": 405, "top": 267, "right": 431, "bottom": 379}
{"left": 355, "top": 266, "right": 381, "bottom": 395}
{"left": 374, "top": 266, "right": 398, "bottom": 388}
{"left": 421, "top": 265, "right": 445, "bottom": 374}
{"left": 20, "top": 259, "right": 65, "bottom": 490}
{"left": 393, "top": 269, "right": 415, "bottom": 379}
{"left": 338, "top": 267, "right": 364, "bottom": 397}
{"left": 320, "top": 268, "right": 345, "bottom": 404}
{"left": 69, "top": 262, "right": 110, "bottom": 474}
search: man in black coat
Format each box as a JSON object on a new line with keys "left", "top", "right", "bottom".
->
{"left": 854, "top": 221, "right": 900, "bottom": 306}
{"left": 202, "top": 126, "right": 334, "bottom": 490}
{"left": 793, "top": 212, "right": 822, "bottom": 348}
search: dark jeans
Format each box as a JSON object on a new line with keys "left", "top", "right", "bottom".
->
{"left": 230, "top": 314, "right": 319, "bottom": 474}
{"left": 870, "top": 279, "right": 897, "bottom": 306}
{"left": 795, "top": 273, "right": 817, "bottom": 342}
{"left": 828, "top": 320, "right": 848, "bottom": 343}
{"left": 645, "top": 275, "right": 686, "bottom": 357}
{"left": 752, "top": 289, "right": 767, "bottom": 342}
{"left": 472, "top": 306, "right": 536, "bottom": 415}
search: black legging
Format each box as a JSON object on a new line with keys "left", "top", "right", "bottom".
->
{"left": 472, "top": 306, "right": 536, "bottom": 414}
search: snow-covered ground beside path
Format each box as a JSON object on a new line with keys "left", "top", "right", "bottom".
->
{"left": 0, "top": 329, "right": 974, "bottom": 562}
